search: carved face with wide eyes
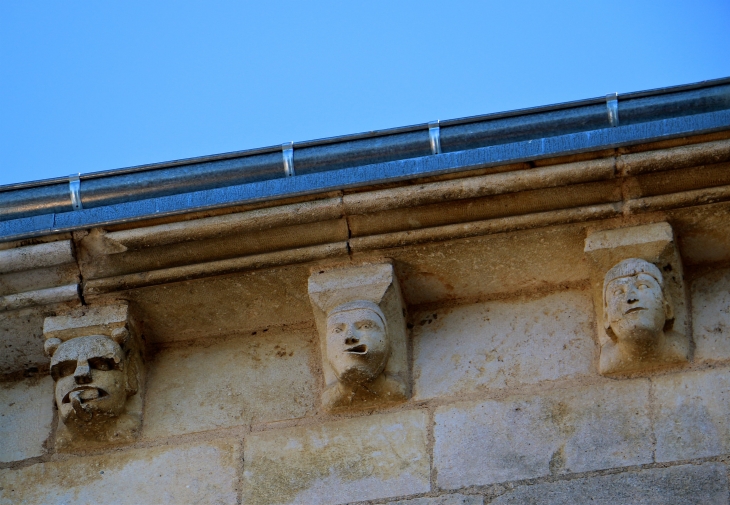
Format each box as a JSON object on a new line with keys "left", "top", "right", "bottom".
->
{"left": 326, "top": 307, "right": 390, "bottom": 386}
{"left": 605, "top": 273, "right": 667, "bottom": 343}
{"left": 50, "top": 335, "right": 128, "bottom": 424}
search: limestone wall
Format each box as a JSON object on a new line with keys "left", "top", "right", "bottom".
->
{"left": 1, "top": 266, "right": 729, "bottom": 504}
{"left": 2, "top": 134, "right": 730, "bottom": 503}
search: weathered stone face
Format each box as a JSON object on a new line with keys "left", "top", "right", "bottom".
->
{"left": 585, "top": 225, "right": 691, "bottom": 375}
{"left": 325, "top": 303, "right": 390, "bottom": 386}
{"left": 42, "top": 304, "right": 144, "bottom": 449}
{"left": 50, "top": 335, "right": 129, "bottom": 426}
{"left": 604, "top": 264, "right": 668, "bottom": 346}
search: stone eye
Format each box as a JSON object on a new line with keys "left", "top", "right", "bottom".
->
{"left": 88, "top": 357, "right": 115, "bottom": 371}
{"left": 52, "top": 360, "right": 76, "bottom": 380}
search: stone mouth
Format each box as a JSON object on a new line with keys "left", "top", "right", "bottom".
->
{"left": 62, "top": 387, "right": 108, "bottom": 404}
{"left": 625, "top": 307, "right": 646, "bottom": 314}
{"left": 346, "top": 344, "right": 368, "bottom": 355}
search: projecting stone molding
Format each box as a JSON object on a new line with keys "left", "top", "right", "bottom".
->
{"left": 308, "top": 262, "right": 409, "bottom": 411}
{"left": 42, "top": 303, "right": 144, "bottom": 449}
{"left": 585, "top": 222, "right": 690, "bottom": 375}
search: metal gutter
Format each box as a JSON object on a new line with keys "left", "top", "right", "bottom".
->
{"left": 1, "top": 77, "right": 729, "bottom": 240}
{"left": 2, "top": 107, "right": 730, "bottom": 243}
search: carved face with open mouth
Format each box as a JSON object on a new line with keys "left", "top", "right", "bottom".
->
{"left": 326, "top": 302, "right": 390, "bottom": 386}
{"left": 605, "top": 270, "right": 668, "bottom": 345}
{"left": 50, "top": 335, "right": 128, "bottom": 425}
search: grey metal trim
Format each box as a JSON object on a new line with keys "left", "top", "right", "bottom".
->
{"left": 282, "top": 142, "right": 295, "bottom": 177}
{"left": 69, "top": 174, "right": 83, "bottom": 210}
{"left": 2, "top": 109, "right": 728, "bottom": 243}
{"left": 606, "top": 93, "right": 619, "bottom": 127}
{"left": 2, "top": 76, "right": 729, "bottom": 195}
{"left": 428, "top": 121, "right": 442, "bottom": 155}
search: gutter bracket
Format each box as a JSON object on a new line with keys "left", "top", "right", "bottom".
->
{"left": 428, "top": 120, "right": 442, "bottom": 155}
{"left": 282, "top": 142, "right": 295, "bottom": 177}
{"left": 606, "top": 93, "right": 619, "bottom": 127}
{"left": 69, "top": 174, "right": 83, "bottom": 210}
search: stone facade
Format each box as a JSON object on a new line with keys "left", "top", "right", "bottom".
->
{"left": 2, "top": 132, "right": 730, "bottom": 504}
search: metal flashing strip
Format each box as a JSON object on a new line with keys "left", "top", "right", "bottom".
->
{"left": 428, "top": 121, "right": 442, "bottom": 155}
{"left": 282, "top": 142, "right": 295, "bottom": 177}
{"left": 2, "top": 77, "right": 729, "bottom": 195}
{"left": 606, "top": 93, "right": 619, "bottom": 127}
{"left": 2, "top": 109, "right": 729, "bottom": 243}
{"left": 69, "top": 174, "right": 83, "bottom": 210}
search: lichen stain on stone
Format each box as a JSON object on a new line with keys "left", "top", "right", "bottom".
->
{"left": 542, "top": 399, "right": 576, "bottom": 438}
{"left": 548, "top": 444, "right": 567, "bottom": 474}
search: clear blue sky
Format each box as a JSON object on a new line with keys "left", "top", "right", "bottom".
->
{"left": 1, "top": 1, "right": 728, "bottom": 186}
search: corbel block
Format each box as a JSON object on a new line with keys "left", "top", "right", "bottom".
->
{"left": 308, "top": 263, "right": 409, "bottom": 411}
{"left": 42, "top": 303, "right": 144, "bottom": 449}
{"left": 584, "top": 222, "right": 690, "bottom": 375}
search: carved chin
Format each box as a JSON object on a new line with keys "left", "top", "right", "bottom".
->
{"left": 58, "top": 387, "right": 125, "bottom": 423}
{"left": 336, "top": 365, "right": 379, "bottom": 385}
{"left": 333, "top": 354, "right": 388, "bottom": 386}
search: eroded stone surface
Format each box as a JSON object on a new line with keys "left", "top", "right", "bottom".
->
{"left": 413, "top": 290, "right": 595, "bottom": 400}
{"left": 0, "top": 376, "right": 53, "bottom": 463}
{"left": 388, "top": 494, "right": 483, "bottom": 505}
{"left": 0, "top": 440, "right": 240, "bottom": 505}
{"left": 654, "top": 367, "right": 730, "bottom": 462}
{"left": 0, "top": 307, "right": 51, "bottom": 375}
{"left": 434, "top": 380, "right": 652, "bottom": 488}
{"left": 692, "top": 267, "right": 730, "bottom": 362}
{"left": 143, "top": 326, "right": 317, "bottom": 438}
{"left": 490, "top": 463, "right": 728, "bottom": 504}
{"left": 242, "top": 410, "right": 430, "bottom": 505}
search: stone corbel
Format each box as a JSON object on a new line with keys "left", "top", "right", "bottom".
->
{"left": 42, "top": 303, "right": 144, "bottom": 449}
{"left": 584, "top": 222, "right": 690, "bottom": 375}
{"left": 308, "top": 263, "right": 409, "bottom": 411}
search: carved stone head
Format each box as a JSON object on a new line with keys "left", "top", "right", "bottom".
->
{"left": 603, "top": 258, "right": 672, "bottom": 347}
{"left": 46, "top": 329, "right": 137, "bottom": 427}
{"left": 309, "top": 263, "right": 409, "bottom": 411}
{"left": 585, "top": 223, "right": 690, "bottom": 375}
{"left": 325, "top": 300, "right": 390, "bottom": 387}
{"left": 43, "top": 304, "right": 143, "bottom": 448}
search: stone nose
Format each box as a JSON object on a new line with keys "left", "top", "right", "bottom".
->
{"left": 344, "top": 329, "right": 359, "bottom": 346}
{"left": 626, "top": 285, "right": 639, "bottom": 304}
{"left": 74, "top": 361, "right": 93, "bottom": 384}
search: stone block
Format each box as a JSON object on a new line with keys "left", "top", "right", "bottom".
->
{"left": 143, "top": 326, "right": 318, "bottom": 438}
{"left": 413, "top": 291, "right": 595, "bottom": 400}
{"left": 0, "top": 307, "right": 48, "bottom": 375}
{"left": 434, "top": 380, "right": 652, "bottom": 488}
{"left": 0, "top": 376, "right": 53, "bottom": 463}
{"left": 0, "top": 440, "right": 240, "bottom": 505}
{"left": 43, "top": 304, "right": 129, "bottom": 341}
{"left": 490, "top": 463, "right": 728, "bottom": 504}
{"left": 388, "top": 494, "right": 483, "bottom": 505}
{"left": 242, "top": 410, "right": 430, "bottom": 505}
{"left": 653, "top": 367, "right": 730, "bottom": 462}
{"left": 692, "top": 267, "right": 730, "bottom": 362}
